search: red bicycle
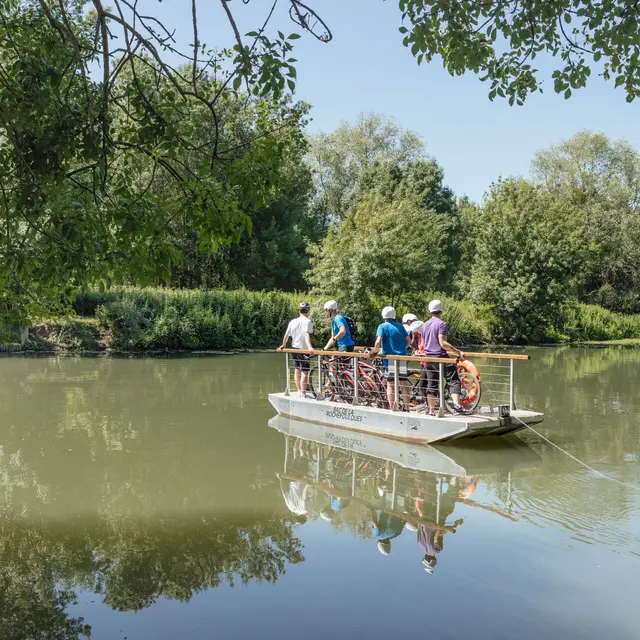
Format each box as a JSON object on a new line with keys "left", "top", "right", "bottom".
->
{"left": 307, "top": 354, "right": 388, "bottom": 407}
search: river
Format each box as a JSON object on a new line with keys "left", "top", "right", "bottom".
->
{"left": 0, "top": 348, "right": 638, "bottom": 639}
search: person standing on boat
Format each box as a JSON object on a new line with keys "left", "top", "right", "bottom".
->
{"left": 420, "top": 300, "right": 465, "bottom": 415}
{"left": 323, "top": 300, "right": 355, "bottom": 354}
{"left": 277, "top": 302, "right": 314, "bottom": 398}
{"left": 371, "top": 306, "right": 412, "bottom": 411}
{"left": 402, "top": 313, "right": 418, "bottom": 336}
{"left": 322, "top": 300, "right": 356, "bottom": 391}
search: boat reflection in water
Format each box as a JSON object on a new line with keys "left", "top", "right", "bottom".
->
{"left": 269, "top": 415, "right": 541, "bottom": 573}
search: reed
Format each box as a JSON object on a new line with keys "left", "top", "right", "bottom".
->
{"left": 71, "top": 287, "right": 640, "bottom": 350}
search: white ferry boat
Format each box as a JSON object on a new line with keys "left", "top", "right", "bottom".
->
{"left": 269, "top": 349, "right": 544, "bottom": 444}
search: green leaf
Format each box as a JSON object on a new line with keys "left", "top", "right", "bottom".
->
{"left": 288, "top": 33, "right": 302, "bottom": 40}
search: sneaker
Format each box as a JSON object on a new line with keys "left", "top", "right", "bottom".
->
{"left": 452, "top": 403, "right": 465, "bottom": 414}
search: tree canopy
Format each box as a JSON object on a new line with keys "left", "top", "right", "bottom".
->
{"left": 468, "top": 178, "right": 586, "bottom": 341}
{"left": 533, "top": 131, "right": 640, "bottom": 312}
{"left": 307, "top": 113, "right": 425, "bottom": 235}
{"left": 0, "top": 0, "right": 314, "bottom": 321}
{"left": 397, "top": 0, "right": 640, "bottom": 104}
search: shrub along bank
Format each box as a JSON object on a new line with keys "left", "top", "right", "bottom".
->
{"left": 23, "top": 287, "right": 640, "bottom": 351}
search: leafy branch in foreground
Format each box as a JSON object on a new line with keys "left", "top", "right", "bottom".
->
{"left": 0, "top": 0, "right": 316, "bottom": 322}
{"left": 398, "top": 0, "right": 640, "bottom": 104}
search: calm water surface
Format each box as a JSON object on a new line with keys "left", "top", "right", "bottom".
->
{"left": 0, "top": 348, "right": 639, "bottom": 639}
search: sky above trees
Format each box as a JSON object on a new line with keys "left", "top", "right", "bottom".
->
{"left": 140, "top": 0, "right": 640, "bottom": 201}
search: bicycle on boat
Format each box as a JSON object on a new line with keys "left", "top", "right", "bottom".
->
{"left": 307, "top": 352, "right": 482, "bottom": 415}
{"left": 407, "top": 358, "right": 482, "bottom": 415}
{"left": 307, "top": 355, "right": 387, "bottom": 406}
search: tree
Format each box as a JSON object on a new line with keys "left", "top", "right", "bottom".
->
{"left": 307, "top": 194, "right": 453, "bottom": 333}
{"left": 353, "top": 157, "right": 461, "bottom": 286}
{"left": 532, "top": 131, "right": 640, "bottom": 312}
{"left": 0, "top": 0, "right": 318, "bottom": 322}
{"left": 307, "top": 114, "right": 425, "bottom": 234}
{"left": 354, "top": 158, "right": 456, "bottom": 215}
{"left": 468, "top": 179, "right": 586, "bottom": 342}
{"left": 152, "top": 96, "right": 313, "bottom": 291}
{"left": 397, "top": 0, "right": 640, "bottom": 104}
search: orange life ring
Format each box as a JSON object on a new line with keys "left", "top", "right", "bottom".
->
{"left": 456, "top": 359, "right": 481, "bottom": 407}
{"left": 457, "top": 359, "right": 480, "bottom": 380}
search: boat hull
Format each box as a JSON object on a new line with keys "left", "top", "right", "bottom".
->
{"left": 268, "top": 393, "right": 544, "bottom": 444}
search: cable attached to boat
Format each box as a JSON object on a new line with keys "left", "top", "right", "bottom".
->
{"left": 482, "top": 379, "right": 640, "bottom": 493}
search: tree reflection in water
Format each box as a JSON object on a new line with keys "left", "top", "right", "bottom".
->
{"left": 0, "top": 511, "right": 303, "bottom": 638}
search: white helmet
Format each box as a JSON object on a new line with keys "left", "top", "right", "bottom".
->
{"left": 409, "top": 320, "right": 424, "bottom": 334}
{"left": 381, "top": 306, "right": 396, "bottom": 319}
{"left": 402, "top": 313, "right": 418, "bottom": 324}
{"left": 377, "top": 540, "right": 391, "bottom": 555}
{"left": 324, "top": 300, "right": 338, "bottom": 311}
{"left": 428, "top": 299, "right": 443, "bottom": 313}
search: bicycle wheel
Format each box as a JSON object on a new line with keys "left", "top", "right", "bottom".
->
{"left": 408, "top": 370, "right": 423, "bottom": 407}
{"left": 306, "top": 365, "right": 318, "bottom": 399}
{"left": 336, "top": 371, "right": 356, "bottom": 404}
{"left": 444, "top": 371, "right": 481, "bottom": 415}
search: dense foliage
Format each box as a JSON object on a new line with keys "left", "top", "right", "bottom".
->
{"left": 58, "top": 287, "right": 640, "bottom": 351}
{"left": 0, "top": 0, "right": 316, "bottom": 321}
{"left": 0, "top": 0, "right": 639, "bottom": 342}
{"left": 398, "top": 0, "right": 640, "bottom": 104}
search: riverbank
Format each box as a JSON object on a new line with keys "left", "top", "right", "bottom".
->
{"left": 4, "top": 286, "right": 640, "bottom": 352}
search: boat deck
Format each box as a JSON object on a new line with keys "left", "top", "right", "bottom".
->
{"left": 268, "top": 393, "right": 544, "bottom": 444}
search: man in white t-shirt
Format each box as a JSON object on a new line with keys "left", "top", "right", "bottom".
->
{"left": 277, "top": 302, "right": 314, "bottom": 397}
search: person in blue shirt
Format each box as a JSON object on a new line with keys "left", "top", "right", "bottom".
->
{"left": 323, "top": 300, "right": 355, "bottom": 353}
{"left": 371, "top": 306, "right": 412, "bottom": 411}
{"left": 371, "top": 508, "right": 406, "bottom": 555}
{"left": 322, "top": 300, "right": 356, "bottom": 391}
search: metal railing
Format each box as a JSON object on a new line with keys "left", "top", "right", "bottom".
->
{"left": 280, "top": 348, "right": 529, "bottom": 417}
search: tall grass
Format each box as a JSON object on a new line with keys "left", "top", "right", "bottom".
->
{"left": 77, "top": 287, "right": 300, "bottom": 350}
{"left": 73, "top": 287, "right": 640, "bottom": 350}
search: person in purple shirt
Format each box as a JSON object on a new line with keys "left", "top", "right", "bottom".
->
{"left": 420, "top": 300, "right": 465, "bottom": 415}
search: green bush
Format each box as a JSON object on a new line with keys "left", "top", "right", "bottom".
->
{"left": 82, "top": 287, "right": 302, "bottom": 350}
{"left": 560, "top": 303, "right": 640, "bottom": 342}
{"left": 74, "top": 286, "right": 640, "bottom": 349}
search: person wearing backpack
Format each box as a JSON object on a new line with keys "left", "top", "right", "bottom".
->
{"left": 323, "top": 300, "right": 356, "bottom": 354}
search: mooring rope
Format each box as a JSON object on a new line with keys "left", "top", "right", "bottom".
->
{"left": 481, "top": 378, "right": 640, "bottom": 493}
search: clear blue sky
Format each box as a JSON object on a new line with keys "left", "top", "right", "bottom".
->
{"left": 141, "top": 0, "right": 640, "bottom": 201}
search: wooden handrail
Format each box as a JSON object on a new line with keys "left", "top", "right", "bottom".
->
{"left": 353, "top": 346, "right": 529, "bottom": 361}
{"left": 278, "top": 347, "right": 529, "bottom": 362}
